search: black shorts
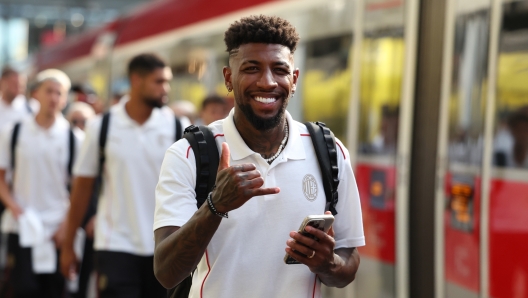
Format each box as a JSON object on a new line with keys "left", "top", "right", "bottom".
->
{"left": 95, "top": 250, "right": 165, "bottom": 298}
{"left": 5, "top": 233, "right": 65, "bottom": 298}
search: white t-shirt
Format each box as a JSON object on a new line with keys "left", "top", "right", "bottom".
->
{"left": 154, "top": 110, "right": 365, "bottom": 298}
{"left": 0, "top": 95, "right": 39, "bottom": 129}
{"left": 74, "top": 103, "right": 189, "bottom": 256}
{"left": 0, "top": 115, "right": 83, "bottom": 235}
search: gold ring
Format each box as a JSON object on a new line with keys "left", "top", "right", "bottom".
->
{"left": 308, "top": 250, "right": 315, "bottom": 259}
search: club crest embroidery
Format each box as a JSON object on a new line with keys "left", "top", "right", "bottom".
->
{"left": 302, "top": 174, "right": 318, "bottom": 201}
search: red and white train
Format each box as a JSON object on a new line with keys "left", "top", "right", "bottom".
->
{"left": 35, "top": 0, "right": 528, "bottom": 297}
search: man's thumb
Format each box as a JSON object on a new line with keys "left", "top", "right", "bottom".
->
{"left": 218, "top": 142, "right": 230, "bottom": 171}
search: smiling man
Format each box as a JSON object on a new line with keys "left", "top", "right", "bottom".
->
{"left": 153, "top": 15, "right": 365, "bottom": 297}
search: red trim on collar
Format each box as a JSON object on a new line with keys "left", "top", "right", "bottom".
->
{"left": 186, "top": 146, "right": 191, "bottom": 158}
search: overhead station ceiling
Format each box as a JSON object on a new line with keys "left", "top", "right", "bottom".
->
{"left": 0, "top": 0, "right": 151, "bottom": 27}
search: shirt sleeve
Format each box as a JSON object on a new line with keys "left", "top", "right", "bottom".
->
{"left": 72, "top": 117, "right": 100, "bottom": 177}
{"left": 153, "top": 138, "right": 199, "bottom": 231}
{"left": 0, "top": 124, "right": 13, "bottom": 170}
{"left": 332, "top": 138, "right": 365, "bottom": 249}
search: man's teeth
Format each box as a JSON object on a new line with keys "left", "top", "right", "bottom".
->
{"left": 254, "top": 97, "right": 276, "bottom": 104}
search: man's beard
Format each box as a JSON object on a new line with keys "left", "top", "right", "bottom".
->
{"left": 237, "top": 100, "right": 287, "bottom": 131}
{"left": 144, "top": 97, "right": 164, "bottom": 108}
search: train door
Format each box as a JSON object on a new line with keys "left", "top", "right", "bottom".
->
{"left": 350, "top": 0, "right": 419, "bottom": 297}
{"left": 436, "top": 0, "right": 528, "bottom": 297}
{"left": 488, "top": 1, "right": 528, "bottom": 297}
{"left": 435, "top": 1, "right": 492, "bottom": 297}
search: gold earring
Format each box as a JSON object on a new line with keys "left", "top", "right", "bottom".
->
{"left": 226, "top": 86, "right": 232, "bottom": 96}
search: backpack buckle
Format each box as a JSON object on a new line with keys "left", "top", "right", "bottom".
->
{"left": 184, "top": 125, "right": 200, "bottom": 134}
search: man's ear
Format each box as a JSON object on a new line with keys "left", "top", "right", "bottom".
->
{"left": 223, "top": 67, "right": 233, "bottom": 91}
{"left": 129, "top": 73, "right": 140, "bottom": 87}
{"left": 292, "top": 68, "right": 300, "bottom": 92}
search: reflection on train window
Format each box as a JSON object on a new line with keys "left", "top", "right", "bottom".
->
{"left": 447, "top": 12, "right": 489, "bottom": 165}
{"left": 493, "top": 6, "right": 528, "bottom": 169}
{"left": 357, "top": 36, "right": 403, "bottom": 155}
{"left": 302, "top": 35, "right": 352, "bottom": 140}
{"left": 169, "top": 35, "right": 227, "bottom": 106}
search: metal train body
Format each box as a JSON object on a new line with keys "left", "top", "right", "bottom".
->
{"left": 35, "top": 0, "right": 528, "bottom": 297}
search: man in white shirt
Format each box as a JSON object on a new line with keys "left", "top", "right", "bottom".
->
{"left": 153, "top": 15, "right": 365, "bottom": 298}
{"left": 60, "top": 53, "right": 189, "bottom": 298}
{"left": 0, "top": 69, "right": 81, "bottom": 297}
{"left": 0, "top": 67, "right": 39, "bottom": 129}
{"left": 0, "top": 67, "right": 38, "bottom": 229}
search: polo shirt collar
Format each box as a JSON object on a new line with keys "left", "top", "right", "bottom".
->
{"left": 223, "top": 109, "right": 255, "bottom": 161}
{"left": 0, "top": 95, "right": 26, "bottom": 110}
{"left": 27, "top": 113, "right": 69, "bottom": 136}
{"left": 282, "top": 111, "right": 306, "bottom": 160}
{"left": 113, "top": 101, "right": 165, "bottom": 129}
{"left": 222, "top": 109, "right": 306, "bottom": 161}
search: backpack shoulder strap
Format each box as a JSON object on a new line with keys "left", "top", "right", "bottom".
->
{"left": 98, "top": 112, "right": 111, "bottom": 177}
{"left": 175, "top": 116, "right": 182, "bottom": 141}
{"left": 183, "top": 125, "right": 219, "bottom": 208}
{"left": 304, "top": 121, "right": 339, "bottom": 215}
{"left": 10, "top": 122, "right": 21, "bottom": 170}
{"left": 67, "top": 129, "right": 75, "bottom": 177}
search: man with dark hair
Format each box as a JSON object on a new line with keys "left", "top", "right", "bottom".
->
{"left": 198, "top": 95, "right": 228, "bottom": 125}
{"left": 0, "top": 67, "right": 37, "bottom": 130}
{"left": 153, "top": 15, "right": 364, "bottom": 297}
{"left": 60, "top": 53, "right": 188, "bottom": 297}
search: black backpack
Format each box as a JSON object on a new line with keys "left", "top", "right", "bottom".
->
{"left": 168, "top": 121, "right": 339, "bottom": 298}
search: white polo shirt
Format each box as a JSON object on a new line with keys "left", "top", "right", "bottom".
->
{"left": 154, "top": 110, "right": 365, "bottom": 298}
{"left": 0, "top": 115, "right": 83, "bottom": 235}
{"left": 74, "top": 103, "right": 189, "bottom": 256}
{"left": 0, "top": 95, "right": 39, "bottom": 129}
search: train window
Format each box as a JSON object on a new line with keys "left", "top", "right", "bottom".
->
{"left": 357, "top": 34, "right": 404, "bottom": 156}
{"left": 168, "top": 34, "right": 227, "bottom": 107}
{"left": 302, "top": 35, "right": 353, "bottom": 140}
{"left": 447, "top": 11, "right": 490, "bottom": 167}
{"left": 492, "top": 1, "right": 528, "bottom": 169}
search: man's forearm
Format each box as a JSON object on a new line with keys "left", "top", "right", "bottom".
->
{"left": 63, "top": 177, "right": 96, "bottom": 247}
{"left": 154, "top": 204, "right": 222, "bottom": 289}
{"left": 318, "top": 247, "right": 360, "bottom": 288}
{"left": 0, "top": 171, "right": 16, "bottom": 209}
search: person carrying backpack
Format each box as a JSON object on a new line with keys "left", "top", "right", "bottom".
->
{"left": 60, "top": 53, "right": 189, "bottom": 298}
{"left": 0, "top": 69, "right": 82, "bottom": 297}
{"left": 153, "top": 15, "right": 365, "bottom": 298}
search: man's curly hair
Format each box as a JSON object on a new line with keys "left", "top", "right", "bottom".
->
{"left": 224, "top": 15, "right": 300, "bottom": 55}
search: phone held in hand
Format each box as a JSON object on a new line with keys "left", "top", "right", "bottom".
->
{"left": 284, "top": 214, "right": 335, "bottom": 265}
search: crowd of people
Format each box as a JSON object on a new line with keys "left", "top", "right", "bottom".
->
{"left": 0, "top": 54, "right": 229, "bottom": 297}
{"left": 0, "top": 15, "right": 365, "bottom": 298}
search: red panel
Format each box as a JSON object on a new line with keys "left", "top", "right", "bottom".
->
{"left": 356, "top": 163, "right": 396, "bottom": 264}
{"left": 444, "top": 173, "right": 480, "bottom": 293}
{"left": 115, "top": 0, "right": 278, "bottom": 46}
{"left": 489, "top": 179, "right": 528, "bottom": 298}
{"left": 35, "top": 21, "right": 121, "bottom": 69}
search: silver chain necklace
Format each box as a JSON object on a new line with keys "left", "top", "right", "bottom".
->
{"left": 262, "top": 122, "right": 289, "bottom": 164}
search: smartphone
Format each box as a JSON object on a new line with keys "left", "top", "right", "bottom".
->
{"left": 284, "top": 214, "right": 335, "bottom": 264}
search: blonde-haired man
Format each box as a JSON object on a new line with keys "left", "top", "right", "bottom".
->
{"left": 0, "top": 69, "right": 82, "bottom": 297}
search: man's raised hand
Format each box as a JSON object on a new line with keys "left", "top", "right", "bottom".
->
{"left": 211, "top": 143, "right": 280, "bottom": 213}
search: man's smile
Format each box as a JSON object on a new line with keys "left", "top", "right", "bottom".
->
{"left": 253, "top": 96, "right": 278, "bottom": 104}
